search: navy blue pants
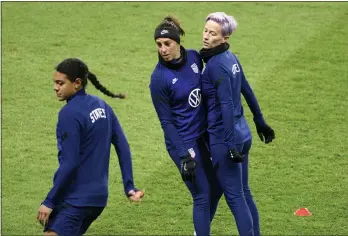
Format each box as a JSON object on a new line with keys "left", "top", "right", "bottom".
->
{"left": 169, "top": 137, "right": 220, "bottom": 236}
{"left": 44, "top": 202, "right": 104, "bottom": 236}
{"left": 210, "top": 139, "right": 259, "bottom": 236}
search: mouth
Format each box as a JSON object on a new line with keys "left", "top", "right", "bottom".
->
{"left": 203, "top": 42, "right": 209, "bottom": 47}
{"left": 162, "top": 55, "right": 171, "bottom": 61}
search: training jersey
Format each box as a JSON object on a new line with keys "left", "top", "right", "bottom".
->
{"left": 43, "top": 89, "right": 135, "bottom": 208}
{"left": 201, "top": 50, "right": 253, "bottom": 148}
{"left": 150, "top": 48, "right": 206, "bottom": 158}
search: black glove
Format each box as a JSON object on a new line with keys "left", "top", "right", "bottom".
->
{"left": 229, "top": 148, "right": 244, "bottom": 163}
{"left": 180, "top": 154, "right": 197, "bottom": 182}
{"left": 255, "top": 121, "right": 275, "bottom": 144}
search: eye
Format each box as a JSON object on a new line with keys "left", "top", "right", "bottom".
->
{"left": 164, "top": 42, "right": 171, "bottom": 47}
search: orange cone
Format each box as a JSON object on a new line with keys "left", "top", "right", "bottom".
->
{"left": 294, "top": 208, "right": 312, "bottom": 216}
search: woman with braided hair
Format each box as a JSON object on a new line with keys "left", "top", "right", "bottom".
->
{"left": 37, "top": 58, "right": 144, "bottom": 236}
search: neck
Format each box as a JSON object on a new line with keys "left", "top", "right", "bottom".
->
{"left": 199, "top": 42, "right": 230, "bottom": 63}
{"left": 174, "top": 48, "right": 181, "bottom": 59}
{"left": 158, "top": 45, "right": 187, "bottom": 70}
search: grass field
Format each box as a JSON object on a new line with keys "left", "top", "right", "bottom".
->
{"left": 2, "top": 2, "right": 348, "bottom": 235}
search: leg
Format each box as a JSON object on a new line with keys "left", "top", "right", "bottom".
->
{"left": 208, "top": 174, "right": 223, "bottom": 224}
{"left": 43, "top": 202, "right": 85, "bottom": 236}
{"left": 240, "top": 139, "right": 260, "bottom": 236}
{"left": 198, "top": 138, "right": 223, "bottom": 223}
{"left": 211, "top": 144, "right": 253, "bottom": 236}
{"left": 44, "top": 230, "right": 58, "bottom": 236}
{"left": 78, "top": 207, "right": 104, "bottom": 235}
{"left": 169, "top": 139, "right": 211, "bottom": 236}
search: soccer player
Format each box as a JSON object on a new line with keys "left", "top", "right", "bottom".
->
{"left": 149, "top": 16, "right": 220, "bottom": 236}
{"left": 37, "top": 58, "right": 144, "bottom": 236}
{"left": 200, "top": 12, "right": 275, "bottom": 236}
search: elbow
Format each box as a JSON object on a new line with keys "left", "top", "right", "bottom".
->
{"left": 160, "top": 119, "right": 172, "bottom": 129}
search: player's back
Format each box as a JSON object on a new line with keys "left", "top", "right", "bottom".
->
{"left": 202, "top": 51, "right": 251, "bottom": 145}
{"left": 56, "top": 91, "right": 114, "bottom": 207}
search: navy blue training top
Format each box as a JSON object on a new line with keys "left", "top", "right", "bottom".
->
{"left": 149, "top": 49, "right": 206, "bottom": 158}
{"left": 202, "top": 50, "right": 253, "bottom": 148}
{"left": 43, "top": 89, "right": 135, "bottom": 208}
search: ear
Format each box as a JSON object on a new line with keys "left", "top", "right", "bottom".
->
{"left": 74, "top": 78, "right": 83, "bottom": 89}
{"left": 222, "top": 36, "right": 229, "bottom": 43}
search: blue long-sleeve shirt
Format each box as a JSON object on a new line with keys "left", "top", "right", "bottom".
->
{"left": 149, "top": 49, "right": 206, "bottom": 158}
{"left": 202, "top": 50, "right": 252, "bottom": 147}
{"left": 43, "top": 89, "right": 136, "bottom": 208}
{"left": 236, "top": 57, "right": 266, "bottom": 126}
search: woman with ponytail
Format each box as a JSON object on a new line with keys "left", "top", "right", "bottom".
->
{"left": 37, "top": 58, "right": 144, "bottom": 236}
{"left": 149, "top": 16, "right": 221, "bottom": 236}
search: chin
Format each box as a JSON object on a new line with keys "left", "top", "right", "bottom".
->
{"left": 202, "top": 45, "right": 211, "bottom": 49}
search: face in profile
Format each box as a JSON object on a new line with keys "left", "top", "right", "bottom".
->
{"left": 53, "top": 71, "right": 81, "bottom": 101}
{"left": 202, "top": 20, "right": 228, "bottom": 49}
{"left": 155, "top": 38, "right": 180, "bottom": 62}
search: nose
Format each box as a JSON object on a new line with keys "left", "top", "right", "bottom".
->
{"left": 160, "top": 47, "right": 167, "bottom": 55}
{"left": 53, "top": 84, "right": 59, "bottom": 92}
{"left": 203, "top": 32, "right": 209, "bottom": 41}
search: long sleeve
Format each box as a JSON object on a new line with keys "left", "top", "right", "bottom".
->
{"left": 240, "top": 68, "right": 266, "bottom": 125}
{"left": 110, "top": 109, "right": 136, "bottom": 196}
{"left": 43, "top": 110, "right": 81, "bottom": 208}
{"left": 209, "top": 65, "right": 236, "bottom": 149}
{"left": 149, "top": 76, "right": 188, "bottom": 158}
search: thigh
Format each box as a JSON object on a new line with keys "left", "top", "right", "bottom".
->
{"left": 239, "top": 139, "right": 252, "bottom": 188}
{"left": 197, "top": 138, "right": 221, "bottom": 190}
{"left": 168, "top": 139, "right": 211, "bottom": 196}
{"left": 210, "top": 144, "right": 243, "bottom": 194}
{"left": 78, "top": 207, "right": 104, "bottom": 235}
{"left": 44, "top": 202, "right": 85, "bottom": 236}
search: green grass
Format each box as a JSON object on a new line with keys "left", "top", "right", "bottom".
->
{"left": 2, "top": 2, "right": 348, "bottom": 235}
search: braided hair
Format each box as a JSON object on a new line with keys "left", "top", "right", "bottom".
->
{"left": 56, "top": 58, "right": 125, "bottom": 99}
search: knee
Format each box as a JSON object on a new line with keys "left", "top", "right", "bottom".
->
{"left": 193, "top": 192, "right": 210, "bottom": 208}
{"left": 224, "top": 189, "right": 245, "bottom": 203}
{"left": 44, "top": 230, "right": 58, "bottom": 236}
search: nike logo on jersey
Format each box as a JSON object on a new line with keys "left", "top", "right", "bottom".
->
{"left": 172, "top": 78, "right": 178, "bottom": 84}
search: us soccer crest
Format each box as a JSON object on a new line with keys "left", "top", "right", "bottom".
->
{"left": 188, "top": 148, "right": 196, "bottom": 158}
{"left": 191, "top": 63, "right": 199, "bottom": 73}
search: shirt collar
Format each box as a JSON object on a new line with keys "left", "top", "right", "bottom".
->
{"left": 67, "top": 89, "right": 86, "bottom": 103}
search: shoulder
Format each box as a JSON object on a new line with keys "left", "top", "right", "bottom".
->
{"left": 186, "top": 49, "right": 203, "bottom": 71}
{"left": 186, "top": 49, "right": 202, "bottom": 62}
{"left": 186, "top": 49, "right": 200, "bottom": 58}
{"left": 150, "top": 64, "right": 170, "bottom": 90}
{"left": 209, "top": 51, "right": 237, "bottom": 69}
{"left": 58, "top": 104, "right": 80, "bottom": 122}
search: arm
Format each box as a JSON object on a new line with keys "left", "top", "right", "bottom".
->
{"left": 209, "top": 65, "right": 236, "bottom": 150}
{"left": 239, "top": 61, "right": 275, "bottom": 143}
{"left": 43, "top": 110, "right": 81, "bottom": 208}
{"left": 110, "top": 109, "right": 137, "bottom": 197}
{"left": 149, "top": 77, "right": 188, "bottom": 158}
{"left": 240, "top": 73, "right": 266, "bottom": 125}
